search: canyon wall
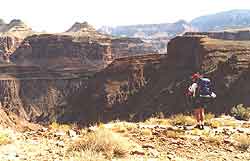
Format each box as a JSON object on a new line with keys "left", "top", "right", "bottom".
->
{"left": 65, "top": 35, "right": 250, "bottom": 123}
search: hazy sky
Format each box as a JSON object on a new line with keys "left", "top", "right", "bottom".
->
{"left": 1, "top": 0, "right": 250, "bottom": 32}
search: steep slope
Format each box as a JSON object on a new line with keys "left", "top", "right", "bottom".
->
{"left": 191, "top": 10, "right": 250, "bottom": 31}
{"left": 0, "top": 32, "right": 114, "bottom": 122}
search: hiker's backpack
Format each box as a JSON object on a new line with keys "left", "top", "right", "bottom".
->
{"left": 197, "top": 77, "right": 212, "bottom": 96}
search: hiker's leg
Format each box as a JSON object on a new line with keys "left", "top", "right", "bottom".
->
{"left": 194, "top": 108, "right": 200, "bottom": 128}
{"left": 200, "top": 107, "right": 205, "bottom": 127}
{"left": 194, "top": 108, "right": 199, "bottom": 122}
{"left": 198, "top": 107, "right": 203, "bottom": 125}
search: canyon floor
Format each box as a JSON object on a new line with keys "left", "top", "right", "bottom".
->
{"left": 0, "top": 115, "right": 249, "bottom": 161}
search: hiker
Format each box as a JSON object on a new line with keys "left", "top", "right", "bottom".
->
{"left": 187, "top": 73, "right": 216, "bottom": 129}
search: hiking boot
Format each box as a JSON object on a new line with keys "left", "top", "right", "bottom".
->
{"left": 200, "top": 125, "right": 204, "bottom": 130}
{"left": 194, "top": 125, "right": 200, "bottom": 129}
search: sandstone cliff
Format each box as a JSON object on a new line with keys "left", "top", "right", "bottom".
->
{"left": 0, "top": 32, "right": 114, "bottom": 122}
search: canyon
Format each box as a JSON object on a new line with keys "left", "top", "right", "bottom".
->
{"left": 0, "top": 18, "right": 250, "bottom": 126}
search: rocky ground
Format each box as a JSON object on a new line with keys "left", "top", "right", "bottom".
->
{"left": 0, "top": 115, "right": 249, "bottom": 161}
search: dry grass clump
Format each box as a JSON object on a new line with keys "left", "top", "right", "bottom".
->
{"left": 144, "top": 118, "right": 171, "bottom": 126}
{"left": 205, "top": 113, "right": 215, "bottom": 121}
{"left": 163, "top": 130, "right": 182, "bottom": 139}
{"left": 68, "top": 128, "right": 135, "bottom": 159}
{"left": 169, "top": 114, "right": 196, "bottom": 126}
{"left": 207, "top": 120, "right": 223, "bottom": 128}
{"left": 205, "top": 135, "right": 223, "bottom": 146}
{"left": 0, "top": 132, "right": 12, "bottom": 145}
{"left": 234, "top": 134, "right": 250, "bottom": 151}
{"left": 140, "top": 128, "right": 152, "bottom": 136}
{"left": 109, "top": 121, "right": 138, "bottom": 133}
{"left": 221, "top": 120, "right": 237, "bottom": 127}
{"left": 69, "top": 150, "right": 107, "bottom": 161}
{"left": 231, "top": 104, "right": 250, "bottom": 121}
{"left": 49, "top": 122, "right": 71, "bottom": 131}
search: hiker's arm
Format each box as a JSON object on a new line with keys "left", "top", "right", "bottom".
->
{"left": 192, "top": 83, "right": 197, "bottom": 97}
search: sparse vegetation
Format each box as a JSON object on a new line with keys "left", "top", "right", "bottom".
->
{"left": 208, "top": 120, "right": 223, "bottom": 128}
{"left": 205, "top": 113, "right": 215, "bottom": 121}
{"left": 163, "top": 130, "right": 182, "bottom": 138}
{"left": 205, "top": 135, "right": 223, "bottom": 146}
{"left": 49, "top": 122, "right": 71, "bottom": 131}
{"left": 169, "top": 114, "right": 196, "bottom": 126}
{"left": 110, "top": 121, "right": 138, "bottom": 133}
{"left": 144, "top": 117, "right": 171, "bottom": 126}
{"left": 68, "top": 128, "right": 135, "bottom": 159}
{"left": 234, "top": 134, "right": 250, "bottom": 151}
{"left": 140, "top": 128, "right": 152, "bottom": 136}
{"left": 231, "top": 104, "right": 250, "bottom": 121}
{"left": 0, "top": 132, "right": 12, "bottom": 145}
{"left": 69, "top": 150, "right": 107, "bottom": 161}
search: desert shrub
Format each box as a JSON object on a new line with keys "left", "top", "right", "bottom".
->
{"left": 231, "top": 104, "right": 250, "bottom": 121}
{"left": 49, "top": 122, "right": 71, "bottom": 131}
{"left": 110, "top": 121, "right": 138, "bottom": 133}
{"left": 140, "top": 128, "right": 152, "bottom": 136}
{"left": 163, "top": 130, "right": 182, "bottom": 139}
{"left": 69, "top": 150, "right": 107, "bottom": 161}
{"left": 0, "top": 132, "right": 12, "bottom": 145}
{"left": 235, "top": 134, "right": 250, "bottom": 151}
{"left": 208, "top": 120, "right": 222, "bottom": 128}
{"left": 205, "top": 135, "right": 223, "bottom": 146}
{"left": 205, "top": 113, "right": 215, "bottom": 121}
{"left": 68, "top": 128, "right": 134, "bottom": 159}
{"left": 144, "top": 118, "right": 171, "bottom": 126}
{"left": 151, "top": 111, "right": 165, "bottom": 119}
{"left": 170, "top": 114, "right": 196, "bottom": 126}
{"left": 221, "top": 120, "right": 237, "bottom": 127}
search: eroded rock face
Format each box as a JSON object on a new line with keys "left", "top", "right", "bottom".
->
{"left": 0, "top": 36, "right": 22, "bottom": 63}
{"left": 0, "top": 79, "right": 86, "bottom": 122}
{"left": 11, "top": 34, "right": 113, "bottom": 70}
{"left": 111, "top": 38, "right": 159, "bottom": 58}
{"left": 0, "top": 33, "right": 114, "bottom": 122}
{"left": 64, "top": 54, "right": 165, "bottom": 123}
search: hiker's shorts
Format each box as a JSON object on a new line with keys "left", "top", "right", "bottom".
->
{"left": 193, "top": 97, "right": 212, "bottom": 109}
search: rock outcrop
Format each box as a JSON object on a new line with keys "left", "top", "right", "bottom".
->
{"left": 11, "top": 34, "right": 113, "bottom": 70}
{"left": 64, "top": 54, "right": 165, "bottom": 123}
{"left": 111, "top": 37, "right": 158, "bottom": 58}
{"left": 0, "top": 32, "right": 114, "bottom": 122}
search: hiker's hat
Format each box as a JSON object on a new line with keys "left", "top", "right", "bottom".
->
{"left": 191, "top": 73, "right": 202, "bottom": 80}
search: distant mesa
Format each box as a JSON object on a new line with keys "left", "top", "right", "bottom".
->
{"left": 66, "top": 21, "right": 96, "bottom": 33}
{"left": 0, "top": 19, "right": 33, "bottom": 38}
{"left": 191, "top": 9, "right": 250, "bottom": 31}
